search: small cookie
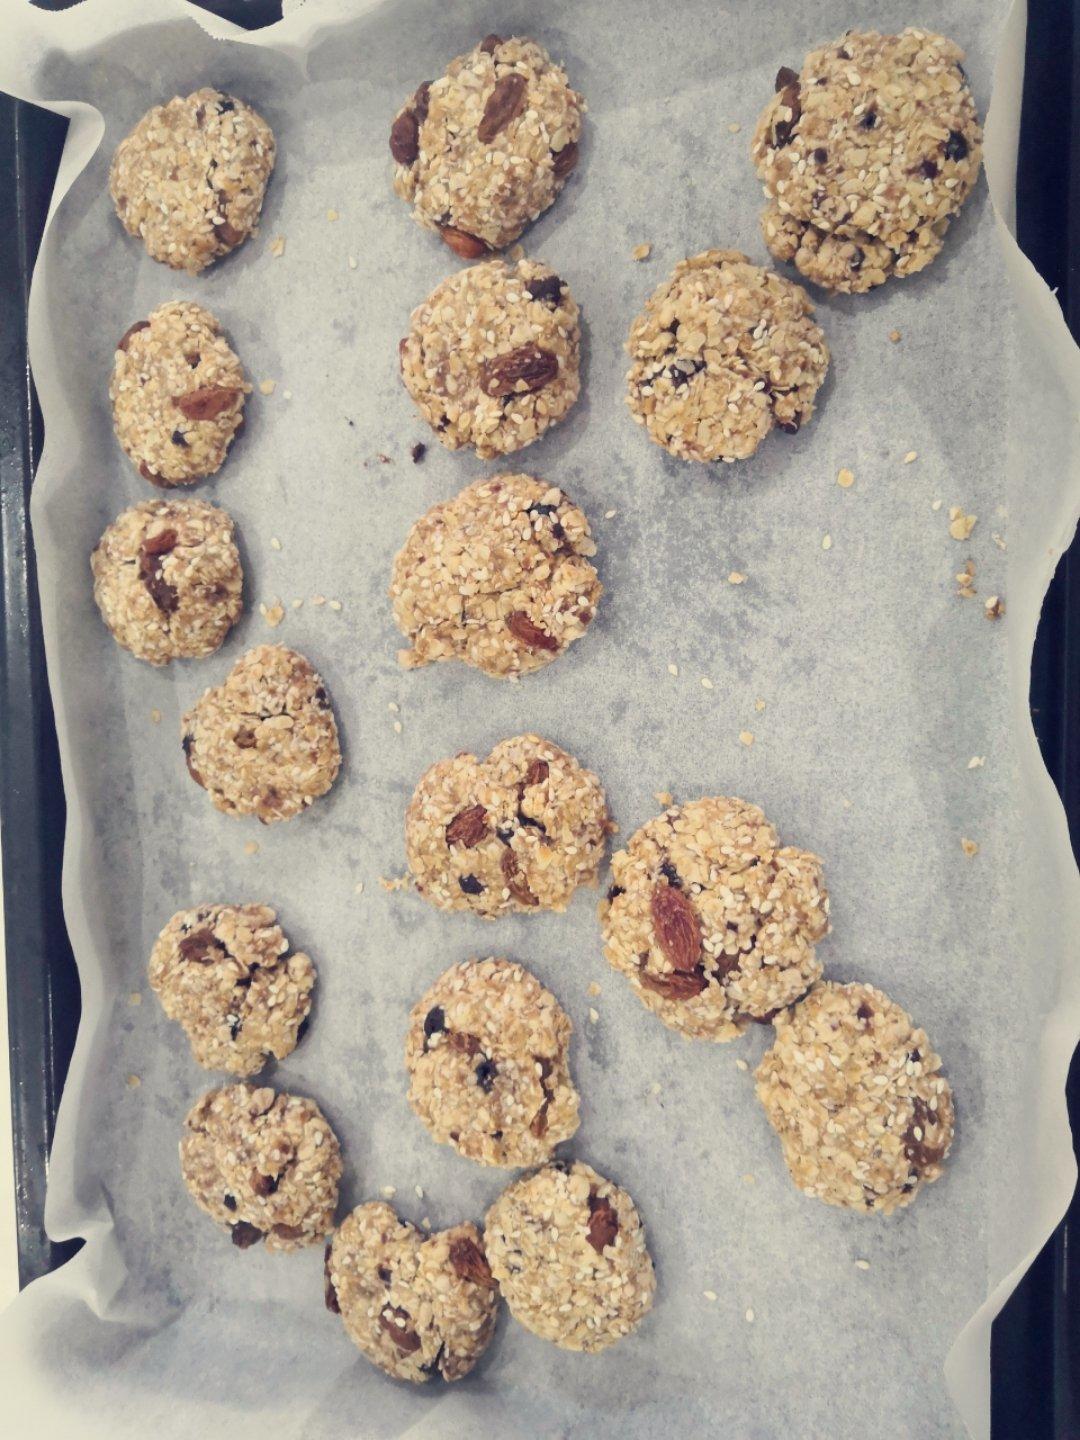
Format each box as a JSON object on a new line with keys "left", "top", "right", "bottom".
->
{"left": 180, "top": 1084, "right": 341, "bottom": 1250}
{"left": 600, "top": 797, "right": 828, "bottom": 1041}
{"left": 111, "top": 302, "right": 250, "bottom": 486}
{"left": 406, "top": 734, "right": 609, "bottom": 916}
{"left": 485, "top": 1161, "right": 655, "bottom": 1352}
{"left": 391, "top": 474, "right": 601, "bottom": 678}
{"left": 181, "top": 645, "right": 341, "bottom": 824}
{"left": 91, "top": 499, "right": 242, "bottom": 665}
{"left": 399, "top": 258, "right": 580, "bottom": 458}
{"left": 625, "top": 250, "right": 828, "bottom": 462}
{"left": 390, "top": 34, "right": 583, "bottom": 255}
{"left": 752, "top": 30, "right": 982, "bottom": 293}
{"left": 325, "top": 1203, "right": 499, "bottom": 1381}
{"left": 149, "top": 904, "right": 314, "bottom": 1075}
{"left": 110, "top": 88, "right": 275, "bottom": 273}
{"left": 755, "top": 981, "right": 955, "bottom": 1214}
{"left": 405, "top": 958, "right": 580, "bottom": 1168}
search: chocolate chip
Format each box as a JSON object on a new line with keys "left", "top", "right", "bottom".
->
{"left": 919, "top": 158, "right": 939, "bottom": 179}
{"left": 944, "top": 129, "right": 969, "bottom": 162}
{"left": 230, "top": 1221, "right": 264, "bottom": 1249}
{"left": 324, "top": 1244, "right": 340, "bottom": 1313}
{"left": 659, "top": 860, "right": 682, "bottom": 888}
{"left": 857, "top": 1002, "right": 874, "bottom": 1023}
{"left": 496, "top": 825, "right": 515, "bottom": 844}
{"left": 858, "top": 108, "right": 877, "bottom": 129}
{"left": 410, "top": 442, "right": 426, "bottom": 463}
{"left": 774, "top": 66, "right": 799, "bottom": 91}
{"left": 527, "top": 502, "right": 558, "bottom": 517}
{"left": 475, "top": 1058, "right": 498, "bottom": 1092}
{"left": 666, "top": 357, "right": 705, "bottom": 389}
{"left": 525, "top": 274, "right": 564, "bottom": 306}
{"left": 217, "top": 99, "right": 236, "bottom": 114}
{"left": 606, "top": 884, "right": 625, "bottom": 901}
{"left": 424, "top": 1005, "right": 446, "bottom": 1038}
{"left": 223, "top": 1193, "right": 237, "bottom": 1211}
{"left": 458, "top": 874, "right": 484, "bottom": 895}
{"left": 171, "top": 429, "right": 188, "bottom": 447}
{"left": 813, "top": 147, "right": 828, "bottom": 164}
{"left": 377, "top": 1265, "right": 392, "bottom": 1284}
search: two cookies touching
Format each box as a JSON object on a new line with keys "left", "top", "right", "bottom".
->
{"left": 97, "top": 25, "right": 976, "bottom": 1386}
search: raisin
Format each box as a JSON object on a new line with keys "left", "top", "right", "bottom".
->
{"left": 506, "top": 610, "right": 558, "bottom": 651}
{"left": 223, "top": 1193, "right": 237, "bottom": 1211}
{"left": 944, "top": 129, "right": 969, "bottom": 162}
{"left": 774, "top": 65, "right": 799, "bottom": 91}
{"left": 413, "top": 82, "right": 431, "bottom": 126}
{"left": 250, "top": 1169, "right": 278, "bottom": 1197}
{"left": 458, "top": 874, "right": 484, "bottom": 895}
{"left": 478, "top": 72, "right": 527, "bottom": 143}
{"left": 178, "top": 928, "right": 217, "bottom": 963}
{"left": 217, "top": 99, "right": 236, "bottom": 114}
{"left": 666, "top": 357, "right": 705, "bottom": 389}
{"left": 658, "top": 860, "right": 681, "bottom": 888}
{"left": 813, "top": 147, "right": 828, "bottom": 164}
{"left": 475, "top": 1058, "right": 498, "bottom": 1092}
{"left": 171, "top": 429, "right": 188, "bottom": 447}
{"left": 586, "top": 1193, "right": 620, "bottom": 1253}
{"left": 230, "top": 1221, "right": 264, "bottom": 1249}
{"left": 324, "top": 1244, "right": 340, "bottom": 1313}
{"left": 523, "top": 758, "right": 549, "bottom": 787}
{"left": 479, "top": 33, "right": 503, "bottom": 53}
{"left": 390, "top": 110, "right": 419, "bottom": 165}
{"left": 919, "top": 158, "right": 939, "bottom": 180}
{"left": 377, "top": 1265, "right": 392, "bottom": 1284}
{"left": 552, "top": 141, "right": 579, "bottom": 178}
{"left": 410, "top": 442, "right": 426, "bottom": 463}
{"left": 606, "top": 884, "right": 625, "bottom": 901}
{"left": 446, "top": 804, "right": 489, "bottom": 848}
{"left": 858, "top": 108, "right": 877, "bottom": 129}
{"left": 856, "top": 1002, "right": 874, "bottom": 1022}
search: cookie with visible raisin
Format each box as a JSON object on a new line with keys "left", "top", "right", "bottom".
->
{"left": 405, "top": 958, "right": 580, "bottom": 1168}
{"left": 325, "top": 1203, "right": 499, "bottom": 1381}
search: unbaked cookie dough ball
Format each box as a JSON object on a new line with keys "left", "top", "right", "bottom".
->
{"left": 180, "top": 1083, "right": 341, "bottom": 1251}
{"left": 755, "top": 981, "right": 955, "bottom": 1214}
{"left": 399, "top": 257, "right": 580, "bottom": 458}
{"left": 406, "top": 734, "right": 609, "bottom": 916}
{"left": 391, "top": 473, "right": 600, "bottom": 678}
{"left": 149, "top": 904, "right": 314, "bottom": 1075}
{"left": 181, "top": 645, "right": 341, "bottom": 824}
{"left": 91, "top": 499, "right": 242, "bottom": 665}
{"left": 485, "top": 1160, "right": 655, "bottom": 1352}
{"left": 405, "top": 958, "right": 580, "bottom": 1168}
{"left": 111, "top": 301, "right": 249, "bottom": 486}
{"left": 625, "top": 250, "right": 829, "bottom": 462}
{"left": 390, "top": 33, "right": 583, "bottom": 256}
{"left": 326, "top": 1203, "right": 499, "bottom": 1382}
{"left": 600, "top": 796, "right": 829, "bottom": 1042}
{"left": 110, "top": 87, "right": 275, "bottom": 273}
{"left": 752, "top": 29, "right": 983, "bottom": 293}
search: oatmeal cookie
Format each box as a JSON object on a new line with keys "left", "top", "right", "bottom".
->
{"left": 752, "top": 30, "right": 983, "bottom": 293}
{"left": 91, "top": 498, "right": 242, "bottom": 665}
{"left": 111, "top": 301, "right": 249, "bottom": 486}
{"left": 390, "top": 34, "right": 583, "bottom": 255}
{"left": 180, "top": 1083, "right": 341, "bottom": 1251}
{"left": 406, "top": 735, "right": 609, "bottom": 916}
{"left": 325, "top": 1203, "right": 499, "bottom": 1381}
{"left": 625, "top": 251, "right": 828, "bottom": 462}
{"left": 391, "top": 473, "right": 600, "bottom": 678}
{"left": 181, "top": 645, "right": 341, "bottom": 823}
{"left": 149, "top": 904, "right": 314, "bottom": 1075}
{"left": 399, "top": 257, "right": 580, "bottom": 457}
{"left": 485, "top": 1160, "right": 655, "bottom": 1352}
{"left": 600, "top": 796, "right": 829, "bottom": 1041}
{"left": 110, "top": 88, "right": 275, "bottom": 273}
{"left": 405, "top": 958, "right": 579, "bottom": 1168}
{"left": 755, "top": 981, "right": 955, "bottom": 1214}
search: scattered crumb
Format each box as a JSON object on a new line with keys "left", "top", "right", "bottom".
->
{"left": 855, "top": 1259, "right": 871, "bottom": 1271}
{"left": 415, "top": 1185, "right": 424, "bottom": 1200}
{"left": 735, "top": 1058, "right": 749, "bottom": 1073}
{"left": 261, "top": 601, "right": 285, "bottom": 629}
{"left": 269, "top": 235, "right": 285, "bottom": 258}
{"left": 728, "top": 571, "right": 747, "bottom": 584}
{"left": 588, "top": 1007, "right": 600, "bottom": 1024}
{"left": 347, "top": 255, "right": 358, "bottom": 270}
{"left": 326, "top": 207, "right": 339, "bottom": 222}
{"left": 703, "top": 1290, "right": 718, "bottom": 1302}
{"left": 739, "top": 731, "right": 755, "bottom": 747}
{"left": 903, "top": 450, "right": 918, "bottom": 465}
{"left": 992, "top": 532, "right": 1007, "bottom": 551}
{"left": 837, "top": 467, "right": 854, "bottom": 488}
{"left": 380, "top": 874, "right": 412, "bottom": 892}
{"left": 604, "top": 508, "right": 618, "bottom": 519}
{"left": 968, "top": 756, "right": 986, "bottom": 769}
{"left": 393, "top": 720, "right": 403, "bottom": 734}
{"left": 667, "top": 663, "right": 679, "bottom": 677}
{"left": 631, "top": 242, "right": 652, "bottom": 261}
{"left": 587, "top": 981, "right": 602, "bottom": 998}
{"left": 258, "top": 378, "right": 276, "bottom": 396}
{"left": 961, "top": 837, "right": 980, "bottom": 857}
{"left": 328, "top": 599, "right": 343, "bottom": 612}
{"left": 956, "top": 560, "right": 977, "bottom": 599}
{"left": 311, "top": 595, "right": 326, "bottom": 606}
{"left": 728, "top": 121, "right": 741, "bottom": 133}
{"left": 270, "top": 536, "right": 282, "bottom": 552}
{"left": 931, "top": 499, "right": 943, "bottom": 512}
{"left": 411, "top": 442, "right": 427, "bottom": 463}
{"left": 754, "top": 698, "right": 766, "bottom": 713}
{"left": 381, "top": 1185, "right": 396, "bottom": 1199}
{"left": 842, "top": 797, "right": 852, "bottom": 809}
{"left": 653, "top": 791, "right": 673, "bottom": 807}
{"left": 948, "top": 507, "right": 977, "bottom": 541}
{"left": 243, "top": 840, "right": 260, "bottom": 856}
{"left": 984, "top": 595, "right": 1005, "bottom": 620}
{"left": 150, "top": 708, "right": 162, "bottom": 725}
{"left": 354, "top": 881, "right": 365, "bottom": 895}
{"left": 421, "top": 1217, "right": 432, "bottom": 1230}
{"left": 388, "top": 701, "right": 400, "bottom": 713}
{"left": 126, "top": 1074, "right": 141, "bottom": 1089}
{"left": 822, "top": 534, "right": 832, "bottom": 550}
{"left": 888, "top": 329, "right": 902, "bottom": 343}
{"left": 128, "top": 991, "right": 142, "bottom": 1006}
{"left": 701, "top": 676, "right": 714, "bottom": 690}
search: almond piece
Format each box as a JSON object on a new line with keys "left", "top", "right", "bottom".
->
{"left": 639, "top": 967, "right": 707, "bottom": 1000}
{"left": 438, "top": 224, "right": 489, "bottom": 259}
{"left": 174, "top": 386, "right": 241, "bottom": 421}
{"left": 501, "top": 847, "right": 539, "bottom": 906}
{"left": 586, "top": 1194, "right": 619, "bottom": 1253}
{"left": 506, "top": 610, "right": 559, "bottom": 652}
{"left": 651, "top": 883, "right": 702, "bottom": 971}
{"left": 445, "top": 804, "right": 489, "bottom": 848}
{"left": 448, "top": 1236, "right": 497, "bottom": 1289}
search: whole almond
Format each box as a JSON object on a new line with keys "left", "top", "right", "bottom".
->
{"left": 552, "top": 141, "right": 579, "bottom": 178}
{"left": 448, "top": 1236, "right": 497, "bottom": 1289}
{"left": 481, "top": 345, "right": 559, "bottom": 398}
{"left": 438, "top": 224, "right": 489, "bottom": 259}
{"left": 651, "top": 883, "right": 701, "bottom": 971}
{"left": 174, "top": 386, "right": 241, "bottom": 421}
{"left": 639, "top": 967, "right": 707, "bottom": 1000}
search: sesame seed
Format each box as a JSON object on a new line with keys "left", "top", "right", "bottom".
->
{"left": 735, "top": 1058, "right": 749, "bottom": 1072}
{"left": 588, "top": 1007, "right": 600, "bottom": 1023}
{"left": 745, "top": 1308, "right": 755, "bottom": 1323}
{"left": 348, "top": 255, "right": 357, "bottom": 270}
{"left": 354, "top": 881, "right": 365, "bottom": 895}
{"left": 381, "top": 1186, "right": 396, "bottom": 1199}
{"left": 701, "top": 676, "right": 714, "bottom": 689}
{"left": 703, "top": 1290, "right": 718, "bottom": 1302}
{"left": 269, "top": 235, "right": 285, "bottom": 258}
{"left": 822, "top": 534, "right": 833, "bottom": 550}
{"left": 855, "top": 1259, "right": 871, "bottom": 1271}
{"left": 903, "top": 450, "right": 918, "bottom": 464}
{"left": 415, "top": 1185, "right": 424, "bottom": 1199}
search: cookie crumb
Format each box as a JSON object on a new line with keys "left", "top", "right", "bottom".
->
{"left": 604, "top": 508, "right": 618, "bottom": 519}
{"left": 326, "top": 208, "right": 339, "bottom": 222}
{"left": 739, "top": 731, "right": 755, "bottom": 747}
{"left": 667, "top": 663, "right": 679, "bottom": 677}
{"left": 243, "top": 840, "right": 260, "bottom": 856}
{"left": 347, "top": 255, "right": 357, "bottom": 270}
{"left": 380, "top": 874, "right": 412, "bottom": 892}
{"left": 631, "top": 243, "right": 652, "bottom": 261}
{"left": 381, "top": 1185, "right": 396, "bottom": 1199}
{"left": 126, "top": 1074, "right": 141, "bottom": 1089}
{"left": 984, "top": 596, "right": 1005, "bottom": 620}
{"left": 650, "top": 1081, "right": 663, "bottom": 1095}
{"left": 888, "top": 330, "right": 902, "bottom": 343}
{"left": 728, "top": 121, "right": 742, "bottom": 133}
{"left": 262, "top": 601, "right": 285, "bottom": 629}
{"left": 587, "top": 981, "right": 602, "bottom": 998}
{"left": 968, "top": 756, "right": 985, "bottom": 769}
{"left": 270, "top": 536, "right": 282, "bottom": 551}
{"left": 755, "top": 698, "right": 766, "bottom": 713}
{"left": 745, "top": 1308, "right": 755, "bottom": 1324}
{"left": 703, "top": 1290, "right": 718, "bottom": 1302}
{"left": 742, "top": 1173, "right": 756, "bottom": 1185}
{"left": 150, "top": 708, "right": 162, "bottom": 725}
{"left": 701, "top": 676, "right": 714, "bottom": 689}
{"left": 903, "top": 450, "right": 918, "bottom": 465}
{"left": 948, "top": 508, "right": 977, "bottom": 541}
{"left": 291, "top": 597, "right": 303, "bottom": 609}
{"left": 837, "top": 468, "right": 854, "bottom": 488}
{"left": 128, "top": 991, "right": 142, "bottom": 1006}
{"left": 410, "top": 442, "right": 426, "bottom": 463}
{"left": 269, "top": 235, "right": 285, "bottom": 258}
{"left": 311, "top": 595, "right": 326, "bottom": 606}
{"left": 956, "top": 560, "right": 977, "bottom": 599}
{"left": 728, "top": 570, "right": 747, "bottom": 584}
{"left": 961, "top": 837, "right": 979, "bottom": 857}
{"left": 259, "top": 378, "right": 276, "bottom": 396}
{"left": 588, "top": 1007, "right": 600, "bottom": 1024}
{"left": 653, "top": 791, "right": 673, "bottom": 807}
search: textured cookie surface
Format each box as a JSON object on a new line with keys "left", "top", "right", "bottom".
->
{"left": 600, "top": 796, "right": 828, "bottom": 1041}
{"left": 625, "top": 250, "right": 828, "bottom": 461}
{"left": 181, "top": 645, "right": 341, "bottom": 823}
{"left": 406, "top": 734, "right": 609, "bottom": 916}
{"left": 406, "top": 958, "right": 580, "bottom": 1168}
{"left": 391, "top": 473, "right": 600, "bottom": 678}
{"left": 399, "top": 258, "right": 580, "bottom": 457}
{"left": 110, "top": 88, "right": 275, "bottom": 273}
{"left": 180, "top": 1084, "right": 341, "bottom": 1250}
{"left": 149, "top": 904, "right": 314, "bottom": 1075}
{"left": 485, "top": 1161, "right": 655, "bottom": 1352}
{"left": 91, "top": 499, "right": 242, "bottom": 665}
{"left": 390, "top": 33, "right": 583, "bottom": 254}
{"left": 326, "top": 1202, "right": 499, "bottom": 1381}
{"left": 753, "top": 29, "right": 982, "bottom": 293}
{"left": 755, "top": 981, "right": 955, "bottom": 1214}
{"left": 110, "top": 301, "right": 249, "bottom": 486}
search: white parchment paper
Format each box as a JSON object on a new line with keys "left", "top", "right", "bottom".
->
{"left": 1, "top": 1, "right": 1079, "bottom": 1436}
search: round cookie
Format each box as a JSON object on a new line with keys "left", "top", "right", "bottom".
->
{"left": 110, "top": 87, "right": 275, "bottom": 274}
{"left": 111, "top": 301, "right": 250, "bottom": 486}
{"left": 325, "top": 1203, "right": 499, "bottom": 1382}
{"left": 391, "top": 473, "right": 601, "bottom": 678}
{"left": 91, "top": 499, "right": 242, "bottom": 665}
{"left": 625, "top": 250, "right": 828, "bottom": 462}
{"left": 181, "top": 644, "right": 341, "bottom": 824}
{"left": 406, "top": 734, "right": 609, "bottom": 917}
{"left": 485, "top": 1160, "right": 655, "bottom": 1352}
{"left": 180, "top": 1083, "right": 341, "bottom": 1251}
{"left": 752, "top": 29, "right": 983, "bottom": 294}
{"left": 600, "top": 796, "right": 829, "bottom": 1042}
{"left": 399, "top": 257, "right": 580, "bottom": 458}
{"left": 755, "top": 981, "right": 955, "bottom": 1214}
{"left": 390, "top": 33, "right": 583, "bottom": 255}
{"left": 405, "top": 958, "right": 580, "bottom": 1168}
{"left": 149, "top": 904, "right": 314, "bottom": 1075}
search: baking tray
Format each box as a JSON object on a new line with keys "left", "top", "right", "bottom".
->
{"left": 0, "top": 1, "right": 1075, "bottom": 1434}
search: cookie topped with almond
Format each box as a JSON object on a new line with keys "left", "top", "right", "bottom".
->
{"left": 390, "top": 34, "right": 583, "bottom": 255}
